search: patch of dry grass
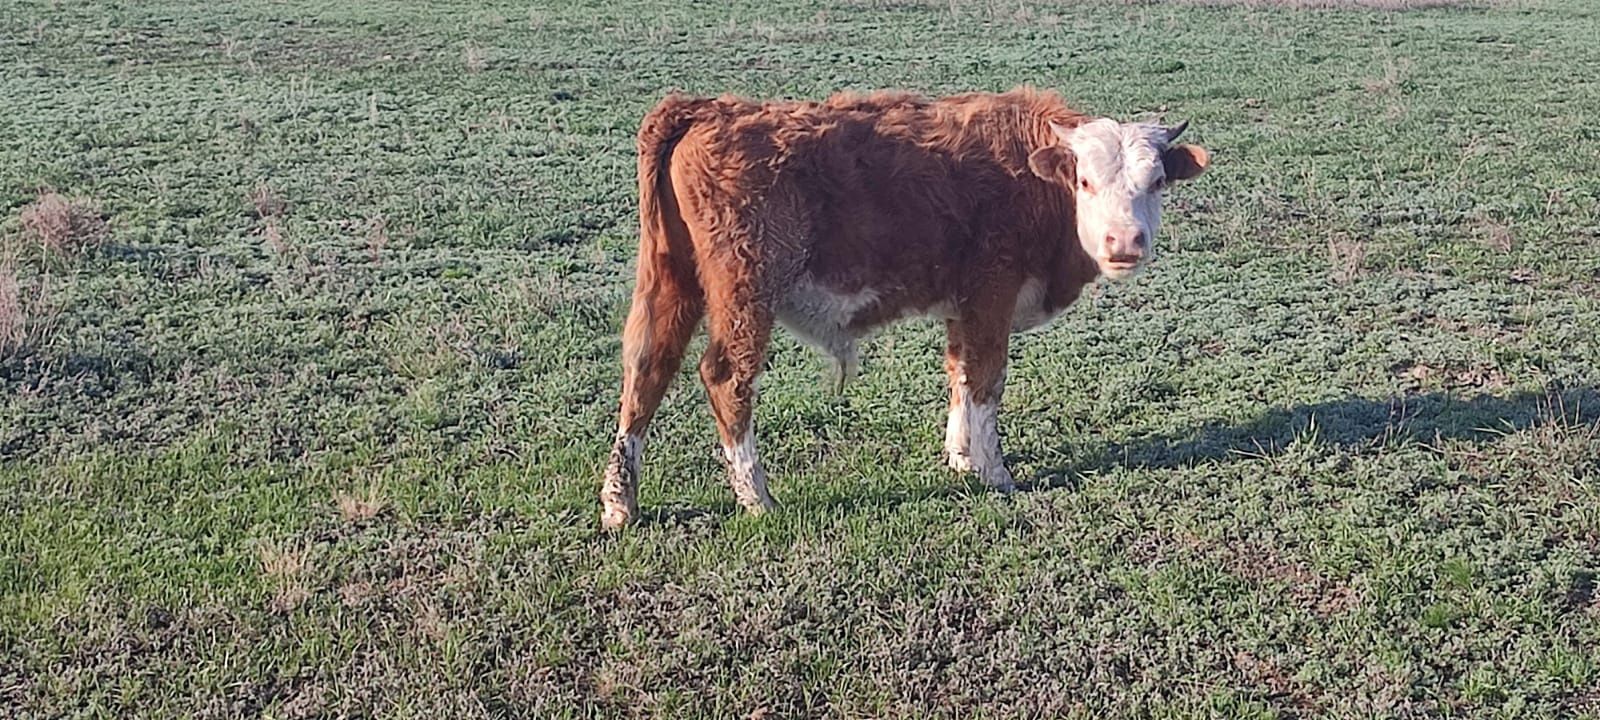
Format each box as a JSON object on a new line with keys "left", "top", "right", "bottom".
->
{"left": 365, "top": 216, "right": 389, "bottom": 263}
{"left": 1327, "top": 234, "right": 1367, "bottom": 284}
{"left": 3, "top": 192, "right": 106, "bottom": 359}
{"left": 248, "top": 184, "right": 287, "bottom": 219}
{"left": 1474, "top": 212, "right": 1517, "bottom": 253}
{"left": 0, "top": 256, "right": 30, "bottom": 356}
{"left": 248, "top": 184, "right": 301, "bottom": 262}
{"left": 334, "top": 484, "right": 388, "bottom": 523}
{"left": 18, "top": 192, "right": 106, "bottom": 256}
{"left": 0, "top": 253, "right": 59, "bottom": 360}
{"left": 260, "top": 220, "right": 289, "bottom": 256}
{"left": 462, "top": 43, "right": 486, "bottom": 72}
{"left": 258, "top": 541, "right": 311, "bottom": 613}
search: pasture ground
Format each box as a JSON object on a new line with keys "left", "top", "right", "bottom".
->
{"left": 3, "top": 0, "right": 1600, "bottom": 716}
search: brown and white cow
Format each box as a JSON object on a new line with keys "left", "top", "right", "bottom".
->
{"left": 600, "top": 87, "right": 1210, "bottom": 528}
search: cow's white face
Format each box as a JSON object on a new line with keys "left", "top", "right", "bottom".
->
{"left": 1029, "top": 118, "right": 1210, "bottom": 280}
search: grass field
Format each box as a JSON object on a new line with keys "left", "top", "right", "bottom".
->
{"left": 4, "top": 0, "right": 1600, "bottom": 716}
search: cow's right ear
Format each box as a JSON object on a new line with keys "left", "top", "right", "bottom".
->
{"left": 1029, "top": 146, "right": 1074, "bottom": 185}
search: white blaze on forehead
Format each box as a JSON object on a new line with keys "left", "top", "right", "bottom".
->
{"left": 1066, "top": 119, "right": 1168, "bottom": 191}
{"left": 1061, "top": 119, "right": 1173, "bottom": 278}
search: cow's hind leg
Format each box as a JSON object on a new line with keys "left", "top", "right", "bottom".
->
{"left": 699, "top": 290, "right": 778, "bottom": 514}
{"left": 943, "top": 308, "right": 1016, "bottom": 493}
{"left": 601, "top": 267, "right": 704, "bottom": 529}
{"left": 943, "top": 319, "right": 975, "bottom": 473}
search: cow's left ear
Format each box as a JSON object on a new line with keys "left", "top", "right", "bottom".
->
{"left": 1162, "top": 144, "right": 1210, "bottom": 182}
{"left": 1029, "top": 146, "right": 1074, "bottom": 184}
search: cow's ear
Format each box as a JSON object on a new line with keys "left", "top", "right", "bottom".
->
{"left": 1162, "top": 144, "right": 1210, "bottom": 182}
{"left": 1029, "top": 146, "right": 1074, "bottom": 184}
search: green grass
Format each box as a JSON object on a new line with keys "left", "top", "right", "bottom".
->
{"left": 3, "top": 0, "right": 1600, "bottom": 716}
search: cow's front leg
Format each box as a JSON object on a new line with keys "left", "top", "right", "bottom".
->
{"left": 943, "top": 312, "right": 1015, "bottom": 493}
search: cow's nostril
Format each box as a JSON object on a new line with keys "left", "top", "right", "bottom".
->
{"left": 1107, "top": 232, "right": 1148, "bottom": 251}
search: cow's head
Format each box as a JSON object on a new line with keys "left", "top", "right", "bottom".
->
{"left": 1029, "top": 119, "right": 1210, "bottom": 280}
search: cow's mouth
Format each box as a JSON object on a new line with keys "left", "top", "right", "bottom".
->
{"left": 1101, "top": 258, "right": 1143, "bottom": 278}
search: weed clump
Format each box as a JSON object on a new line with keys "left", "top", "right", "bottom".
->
{"left": 0, "top": 255, "right": 57, "bottom": 361}
{"left": 2, "top": 192, "right": 101, "bottom": 359}
{"left": 18, "top": 192, "right": 106, "bottom": 256}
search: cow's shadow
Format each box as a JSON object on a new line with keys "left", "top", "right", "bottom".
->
{"left": 631, "top": 386, "right": 1597, "bottom": 523}
{"left": 1018, "top": 385, "right": 1600, "bottom": 491}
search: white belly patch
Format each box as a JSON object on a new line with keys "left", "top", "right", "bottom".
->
{"left": 774, "top": 275, "right": 1060, "bottom": 384}
{"left": 1011, "top": 276, "right": 1064, "bottom": 333}
{"left": 775, "top": 279, "right": 875, "bottom": 348}
{"left": 774, "top": 278, "right": 877, "bottom": 386}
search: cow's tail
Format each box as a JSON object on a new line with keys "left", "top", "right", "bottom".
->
{"left": 624, "top": 93, "right": 708, "bottom": 408}
{"left": 632, "top": 94, "right": 706, "bottom": 297}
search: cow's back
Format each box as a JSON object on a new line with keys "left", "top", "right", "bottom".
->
{"left": 677, "top": 91, "right": 1073, "bottom": 280}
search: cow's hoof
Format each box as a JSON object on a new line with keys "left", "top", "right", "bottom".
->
{"left": 947, "top": 450, "right": 975, "bottom": 473}
{"left": 980, "top": 466, "right": 1017, "bottom": 494}
{"left": 738, "top": 494, "right": 778, "bottom": 516}
{"left": 600, "top": 503, "right": 636, "bottom": 530}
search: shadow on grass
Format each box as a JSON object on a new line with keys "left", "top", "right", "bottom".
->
{"left": 643, "top": 484, "right": 983, "bottom": 524}
{"left": 791, "top": 479, "right": 985, "bottom": 516}
{"left": 642, "top": 504, "right": 735, "bottom": 526}
{"left": 621, "top": 387, "right": 1598, "bottom": 520}
{"left": 1022, "top": 386, "right": 1600, "bottom": 489}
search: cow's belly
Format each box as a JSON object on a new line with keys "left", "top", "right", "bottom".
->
{"left": 775, "top": 275, "right": 1064, "bottom": 364}
{"left": 773, "top": 278, "right": 881, "bottom": 358}
{"left": 1010, "top": 276, "right": 1068, "bottom": 333}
